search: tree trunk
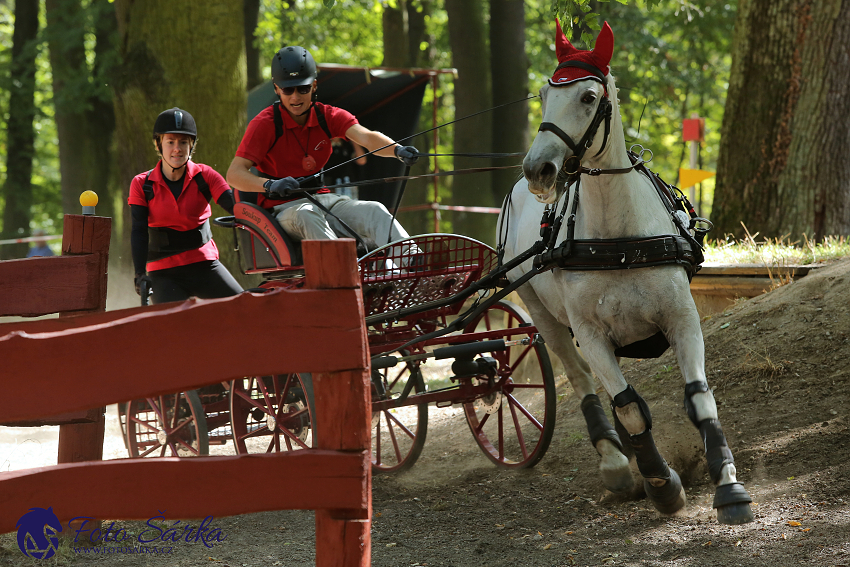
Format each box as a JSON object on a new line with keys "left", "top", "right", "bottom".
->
{"left": 407, "top": 0, "right": 427, "bottom": 68}
{"left": 382, "top": 0, "right": 408, "bottom": 68}
{"left": 46, "top": 0, "right": 95, "bottom": 217}
{"left": 112, "top": 1, "right": 251, "bottom": 285}
{"left": 445, "top": 0, "right": 493, "bottom": 244}
{"left": 88, "top": 0, "right": 118, "bottom": 223}
{"left": 244, "top": 0, "right": 262, "bottom": 90}
{"left": 489, "top": 0, "right": 527, "bottom": 211}
{"left": 1, "top": 0, "right": 40, "bottom": 260}
{"left": 713, "top": 0, "right": 850, "bottom": 240}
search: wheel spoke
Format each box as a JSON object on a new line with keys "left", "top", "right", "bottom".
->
{"left": 507, "top": 395, "right": 529, "bottom": 460}
{"left": 374, "top": 413, "right": 383, "bottom": 466}
{"left": 239, "top": 424, "right": 269, "bottom": 441}
{"left": 174, "top": 436, "right": 200, "bottom": 456}
{"left": 169, "top": 416, "right": 195, "bottom": 435}
{"left": 506, "top": 342, "right": 535, "bottom": 370}
{"left": 167, "top": 393, "right": 180, "bottom": 430}
{"left": 138, "top": 443, "right": 160, "bottom": 458}
{"left": 475, "top": 410, "right": 491, "bottom": 434}
{"left": 384, "top": 410, "right": 416, "bottom": 440}
{"left": 385, "top": 411, "right": 403, "bottom": 463}
{"left": 497, "top": 402, "right": 504, "bottom": 460}
{"left": 146, "top": 397, "right": 166, "bottom": 427}
{"left": 127, "top": 413, "right": 158, "bottom": 433}
{"left": 506, "top": 392, "right": 544, "bottom": 432}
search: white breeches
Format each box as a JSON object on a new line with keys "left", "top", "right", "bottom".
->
{"left": 273, "top": 193, "right": 409, "bottom": 247}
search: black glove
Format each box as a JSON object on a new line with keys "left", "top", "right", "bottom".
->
{"left": 394, "top": 145, "right": 419, "bottom": 166}
{"left": 263, "top": 177, "right": 300, "bottom": 199}
{"left": 134, "top": 273, "right": 152, "bottom": 297}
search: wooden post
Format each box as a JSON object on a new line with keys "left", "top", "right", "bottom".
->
{"left": 304, "top": 239, "right": 372, "bottom": 567}
{"left": 57, "top": 214, "right": 111, "bottom": 465}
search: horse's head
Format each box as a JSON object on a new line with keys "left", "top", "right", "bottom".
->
{"left": 523, "top": 20, "right": 615, "bottom": 204}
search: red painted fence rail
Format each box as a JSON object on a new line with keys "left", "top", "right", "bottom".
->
{"left": 0, "top": 237, "right": 372, "bottom": 566}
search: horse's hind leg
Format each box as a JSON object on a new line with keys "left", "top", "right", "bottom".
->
{"left": 516, "top": 286, "right": 633, "bottom": 494}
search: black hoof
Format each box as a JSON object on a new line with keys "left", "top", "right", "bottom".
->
{"left": 714, "top": 483, "right": 754, "bottom": 525}
{"left": 644, "top": 468, "right": 686, "bottom": 515}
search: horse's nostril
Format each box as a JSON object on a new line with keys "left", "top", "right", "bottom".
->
{"left": 540, "top": 162, "right": 557, "bottom": 181}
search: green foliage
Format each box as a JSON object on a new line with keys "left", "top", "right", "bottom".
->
{"left": 257, "top": 0, "right": 385, "bottom": 69}
{"left": 4, "top": 0, "right": 736, "bottom": 239}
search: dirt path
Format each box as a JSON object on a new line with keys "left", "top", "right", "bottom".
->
{"left": 2, "top": 260, "right": 849, "bottom": 567}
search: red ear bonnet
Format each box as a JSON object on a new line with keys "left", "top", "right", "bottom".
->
{"left": 550, "top": 20, "right": 614, "bottom": 88}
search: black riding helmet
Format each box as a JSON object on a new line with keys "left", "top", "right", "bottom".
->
{"left": 272, "top": 46, "right": 317, "bottom": 88}
{"left": 153, "top": 107, "right": 197, "bottom": 139}
{"left": 153, "top": 107, "right": 197, "bottom": 160}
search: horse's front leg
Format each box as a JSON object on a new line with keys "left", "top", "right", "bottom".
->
{"left": 573, "top": 325, "right": 686, "bottom": 515}
{"left": 671, "top": 320, "right": 755, "bottom": 525}
{"left": 517, "top": 286, "right": 633, "bottom": 494}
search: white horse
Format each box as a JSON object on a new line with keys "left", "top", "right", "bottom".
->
{"left": 499, "top": 20, "right": 754, "bottom": 524}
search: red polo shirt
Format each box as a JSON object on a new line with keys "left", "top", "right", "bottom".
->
{"left": 128, "top": 160, "right": 230, "bottom": 271}
{"left": 235, "top": 102, "right": 358, "bottom": 209}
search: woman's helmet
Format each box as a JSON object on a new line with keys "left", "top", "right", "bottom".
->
{"left": 153, "top": 107, "right": 197, "bottom": 140}
{"left": 271, "top": 46, "right": 317, "bottom": 88}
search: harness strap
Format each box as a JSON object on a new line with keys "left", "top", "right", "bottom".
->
{"left": 538, "top": 97, "right": 612, "bottom": 166}
{"left": 142, "top": 169, "right": 212, "bottom": 203}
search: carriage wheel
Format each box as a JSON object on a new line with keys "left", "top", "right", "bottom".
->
{"left": 125, "top": 391, "right": 209, "bottom": 458}
{"left": 229, "top": 374, "right": 315, "bottom": 454}
{"left": 371, "top": 357, "right": 428, "bottom": 474}
{"left": 461, "top": 299, "right": 556, "bottom": 468}
{"left": 117, "top": 402, "right": 129, "bottom": 450}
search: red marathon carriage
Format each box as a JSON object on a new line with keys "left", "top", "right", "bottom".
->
{"left": 119, "top": 200, "right": 557, "bottom": 472}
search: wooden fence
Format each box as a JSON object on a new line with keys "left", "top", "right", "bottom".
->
{"left": 0, "top": 234, "right": 372, "bottom": 566}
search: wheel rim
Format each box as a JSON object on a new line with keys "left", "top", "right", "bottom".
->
{"left": 461, "top": 300, "right": 556, "bottom": 468}
{"left": 371, "top": 357, "right": 428, "bottom": 473}
{"left": 125, "top": 391, "right": 208, "bottom": 457}
{"left": 230, "top": 374, "right": 314, "bottom": 454}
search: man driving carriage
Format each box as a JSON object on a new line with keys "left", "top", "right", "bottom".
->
{"left": 226, "top": 45, "right": 420, "bottom": 251}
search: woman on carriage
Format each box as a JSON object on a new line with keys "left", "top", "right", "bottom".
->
{"left": 226, "top": 45, "right": 420, "bottom": 250}
{"left": 128, "top": 107, "right": 243, "bottom": 304}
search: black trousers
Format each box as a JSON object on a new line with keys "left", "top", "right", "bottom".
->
{"left": 149, "top": 259, "right": 243, "bottom": 304}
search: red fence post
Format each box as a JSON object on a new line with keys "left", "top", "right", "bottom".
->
{"left": 56, "top": 214, "right": 111, "bottom": 465}
{"left": 304, "top": 239, "right": 372, "bottom": 567}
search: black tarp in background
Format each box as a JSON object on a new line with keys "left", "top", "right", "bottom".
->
{"left": 247, "top": 65, "right": 429, "bottom": 208}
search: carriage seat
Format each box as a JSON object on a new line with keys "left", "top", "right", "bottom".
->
{"left": 233, "top": 201, "right": 303, "bottom": 270}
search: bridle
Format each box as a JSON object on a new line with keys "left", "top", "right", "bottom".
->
{"left": 536, "top": 61, "right": 613, "bottom": 175}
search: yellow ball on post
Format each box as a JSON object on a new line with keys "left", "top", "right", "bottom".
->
{"left": 80, "top": 191, "right": 98, "bottom": 215}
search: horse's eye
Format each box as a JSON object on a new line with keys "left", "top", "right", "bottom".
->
{"left": 581, "top": 93, "right": 596, "bottom": 104}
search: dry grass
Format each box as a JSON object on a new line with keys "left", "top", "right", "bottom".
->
{"left": 704, "top": 228, "right": 850, "bottom": 268}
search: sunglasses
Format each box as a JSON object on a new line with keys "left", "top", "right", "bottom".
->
{"left": 280, "top": 84, "right": 313, "bottom": 96}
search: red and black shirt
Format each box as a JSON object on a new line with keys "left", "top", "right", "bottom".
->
{"left": 235, "top": 102, "right": 358, "bottom": 209}
{"left": 128, "top": 160, "right": 230, "bottom": 271}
